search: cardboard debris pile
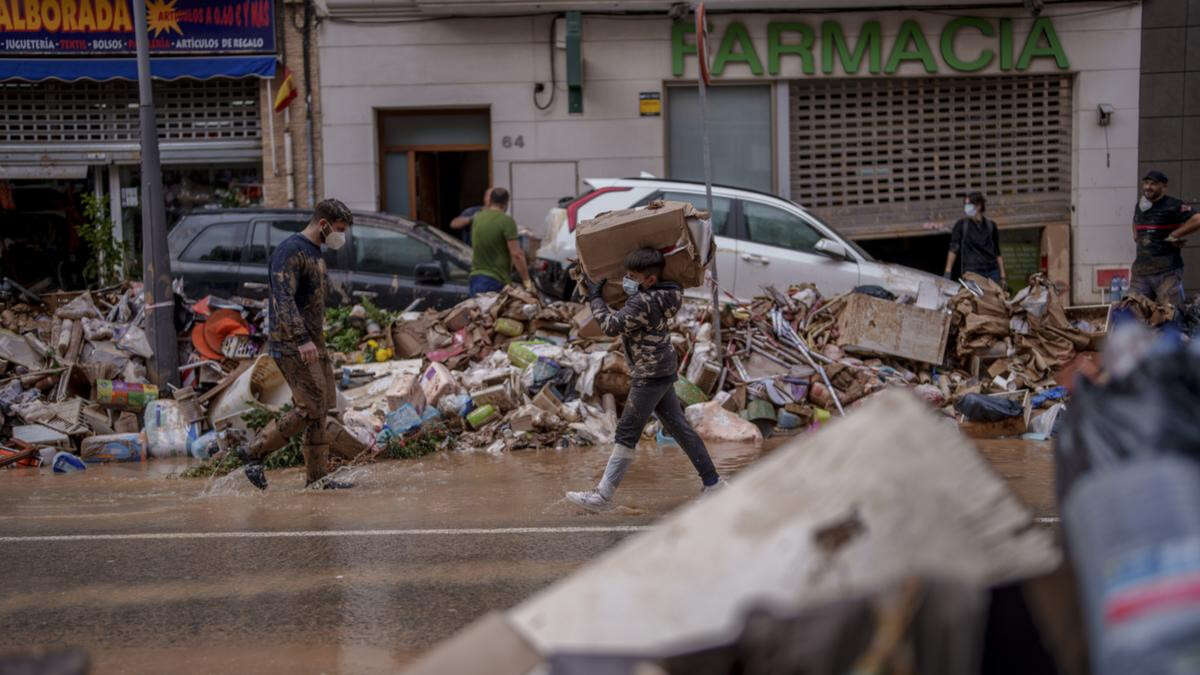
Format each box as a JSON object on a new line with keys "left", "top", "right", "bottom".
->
{"left": 0, "top": 258, "right": 1114, "bottom": 472}
{"left": 326, "top": 270, "right": 1100, "bottom": 457}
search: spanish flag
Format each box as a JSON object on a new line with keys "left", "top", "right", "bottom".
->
{"left": 273, "top": 66, "right": 298, "bottom": 113}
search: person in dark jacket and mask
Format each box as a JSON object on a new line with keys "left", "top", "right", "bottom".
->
{"left": 566, "top": 248, "right": 725, "bottom": 512}
{"left": 1130, "top": 170, "right": 1200, "bottom": 307}
{"left": 239, "top": 199, "right": 359, "bottom": 491}
{"left": 944, "top": 192, "right": 1006, "bottom": 289}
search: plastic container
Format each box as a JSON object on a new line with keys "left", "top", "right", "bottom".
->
{"left": 95, "top": 380, "right": 159, "bottom": 410}
{"left": 384, "top": 403, "right": 423, "bottom": 436}
{"left": 776, "top": 410, "right": 802, "bottom": 430}
{"left": 508, "top": 341, "right": 539, "bottom": 369}
{"left": 467, "top": 404, "right": 498, "bottom": 429}
{"left": 1064, "top": 456, "right": 1200, "bottom": 675}
{"left": 656, "top": 428, "right": 679, "bottom": 447}
{"left": 144, "top": 399, "right": 202, "bottom": 458}
{"left": 494, "top": 318, "right": 524, "bottom": 337}
{"left": 437, "top": 393, "right": 473, "bottom": 418}
{"left": 52, "top": 451, "right": 86, "bottom": 473}
{"left": 188, "top": 430, "right": 220, "bottom": 459}
{"left": 80, "top": 433, "right": 146, "bottom": 463}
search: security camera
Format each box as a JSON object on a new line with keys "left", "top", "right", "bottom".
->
{"left": 1097, "top": 104, "right": 1114, "bottom": 126}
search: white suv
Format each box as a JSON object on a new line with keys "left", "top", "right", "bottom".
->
{"left": 533, "top": 176, "right": 959, "bottom": 308}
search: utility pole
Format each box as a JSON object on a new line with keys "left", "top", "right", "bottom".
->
{"left": 132, "top": 0, "right": 179, "bottom": 387}
{"left": 694, "top": 3, "right": 722, "bottom": 354}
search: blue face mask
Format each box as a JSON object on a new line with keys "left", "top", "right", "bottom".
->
{"left": 622, "top": 276, "right": 641, "bottom": 296}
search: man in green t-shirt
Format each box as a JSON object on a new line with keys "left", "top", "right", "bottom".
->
{"left": 468, "top": 187, "right": 531, "bottom": 296}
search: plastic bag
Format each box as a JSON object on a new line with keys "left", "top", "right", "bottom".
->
{"left": 1056, "top": 325, "right": 1200, "bottom": 503}
{"left": 954, "top": 393, "right": 1022, "bottom": 422}
{"left": 684, "top": 401, "right": 763, "bottom": 447}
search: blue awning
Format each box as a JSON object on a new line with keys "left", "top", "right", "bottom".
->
{"left": 0, "top": 56, "right": 276, "bottom": 82}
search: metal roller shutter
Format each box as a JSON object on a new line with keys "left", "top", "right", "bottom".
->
{"left": 789, "top": 74, "right": 1072, "bottom": 239}
{"left": 0, "top": 78, "right": 262, "bottom": 165}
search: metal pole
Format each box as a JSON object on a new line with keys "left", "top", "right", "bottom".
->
{"left": 132, "top": 0, "right": 179, "bottom": 387}
{"left": 696, "top": 41, "right": 724, "bottom": 357}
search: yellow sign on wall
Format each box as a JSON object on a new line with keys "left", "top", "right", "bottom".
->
{"left": 639, "top": 91, "right": 661, "bottom": 116}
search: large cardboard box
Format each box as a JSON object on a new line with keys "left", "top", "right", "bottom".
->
{"left": 576, "top": 201, "right": 710, "bottom": 304}
{"left": 834, "top": 293, "right": 952, "bottom": 366}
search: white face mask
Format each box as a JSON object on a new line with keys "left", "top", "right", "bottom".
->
{"left": 964, "top": 203, "right": 978, "bottom": 218}
{"left": 1139, "top": 196, "right": 1153, "bottom": 212}
{"left": 621, "top": 276, "right": 641, "bottom": 296}
{"left": 324, "top": 228, "right": 347, "bottom": 250}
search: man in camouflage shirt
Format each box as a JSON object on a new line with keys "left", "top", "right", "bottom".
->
{"left": 566, "top": 248, "right": 724, "bottom": 512}
{"left": 240, "top": 199, "right": 360, "bottom": 490}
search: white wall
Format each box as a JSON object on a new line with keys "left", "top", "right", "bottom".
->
{"left": 319, "top": 4, "right": 1141, "bottom": 301}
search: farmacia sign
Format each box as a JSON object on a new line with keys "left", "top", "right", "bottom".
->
{"left": 673, "top": 17, "right": 1069, "bottom": 76}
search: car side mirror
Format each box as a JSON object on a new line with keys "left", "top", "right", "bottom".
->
{"left": 415, "top": 262, "right": 445, "bottom": 286}
{"left": 815, "top": 238, "right": 852, "bottom": 261}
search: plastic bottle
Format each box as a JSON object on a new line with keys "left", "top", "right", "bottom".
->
{"left": 52, "top": 451, "right": 86, "bottom": 473}
{"left": 1110, "top": 275, "right": 1128, "bottom": 302}
{"left": 466, "top": 404, "right": 498, "bottom": 429}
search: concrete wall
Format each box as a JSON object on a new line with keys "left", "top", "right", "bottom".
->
{"left": 319, "top": 3, "right": 1142, "bottom": 302}
{"left": 1140, "top": 0, "right": 1200, "bottom": 293}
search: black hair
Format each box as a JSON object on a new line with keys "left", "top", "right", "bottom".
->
{"left": 312, "top": 198, "right": 353, "bottom": 227}
{"left": 489, "top": 187, "right": 510, "bottom": 207}
{"left": 966, "top": 192, "right": 986, "bottom": 213}
{"left": 625, "top": 247, "right": 664, "bottom": 279}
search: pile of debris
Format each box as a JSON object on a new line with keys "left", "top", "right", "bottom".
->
{"left": 327, "top": 269, "right": 1098, "bottom": 457}
{"left": 0, "top": 263, "right": 1114, "bottom": 472}
{"left": 0, "top": 280, "right": 306, "bottom": 471}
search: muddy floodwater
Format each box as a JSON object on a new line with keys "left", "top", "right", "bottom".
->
{"left": 0, "top": 436, "right": 1055, "bottom": 673}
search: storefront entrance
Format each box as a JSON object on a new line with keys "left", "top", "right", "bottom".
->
{"left": 0, "top": 78, "right": 266, "bottom": 290}
{"left": 378, "top": 109, "right": 491, "bottom": 234}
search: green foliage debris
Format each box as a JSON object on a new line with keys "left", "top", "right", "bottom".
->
{"left": 179, "top": 404, "right": 304, "bottom": 478}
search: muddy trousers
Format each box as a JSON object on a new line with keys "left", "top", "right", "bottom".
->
{"left": 246, "top": 353, "right": 365, "bottom": 484}
{"left": 598, "top": 374, "right": 720, "bottom": 498}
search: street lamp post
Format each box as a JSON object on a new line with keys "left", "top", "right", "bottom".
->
{"left": 132, "top": 0, "right": 179, "bottom": 387}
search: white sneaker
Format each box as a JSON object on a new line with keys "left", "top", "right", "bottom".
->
{"left": 702, "top": 478, "right": 730, "bottom": 495}
{"left": 566, "top": 489, "right": 614, "bottom": 513}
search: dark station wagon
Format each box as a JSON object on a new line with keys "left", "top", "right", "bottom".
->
{"left": 168, "top": 208, "right": 473, "bottom": 310}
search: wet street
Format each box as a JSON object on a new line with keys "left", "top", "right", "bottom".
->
{"left": 0, "top": 436, "right": 1054, "bottom": 673}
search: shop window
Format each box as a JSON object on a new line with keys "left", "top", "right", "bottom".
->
{"left": 743, "top": 201, "right": 822, "bottom": 253}
{"left": 666, "top": 85, "right": 773, "bottom": 193}
{"left": 180, "top": 222, "right": 246, "bottom": 263}
{"left": 351, "top": 224, "right": 433, "bottom": 277}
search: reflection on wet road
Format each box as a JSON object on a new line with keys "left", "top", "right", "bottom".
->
{"left": 0, "top": 436, "right": 1054, "bottom": 673}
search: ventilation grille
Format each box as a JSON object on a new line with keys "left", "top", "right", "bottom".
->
{"left": 789, "top": 74, "right": 1071, "bottom": 211}
{"left": 0, "top": 78, "right": 261, "bottom": 145}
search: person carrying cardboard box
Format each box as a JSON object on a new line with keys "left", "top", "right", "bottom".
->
{"left": 565, "top": 248, "right": 726, "bottom": 512}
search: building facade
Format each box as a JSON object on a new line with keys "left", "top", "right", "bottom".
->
{"left": 1138, "top": 0, "right": 1200, "bottom": 294}
{"left": 0, "top": 0, "right": 319, "bottom": 288}
{"left": 319, "top": 1, "right": 1146, "bottom": 304}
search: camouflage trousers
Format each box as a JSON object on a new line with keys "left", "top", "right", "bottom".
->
{"left": 247, "top": 353, "right": 366, "bottom": 484}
